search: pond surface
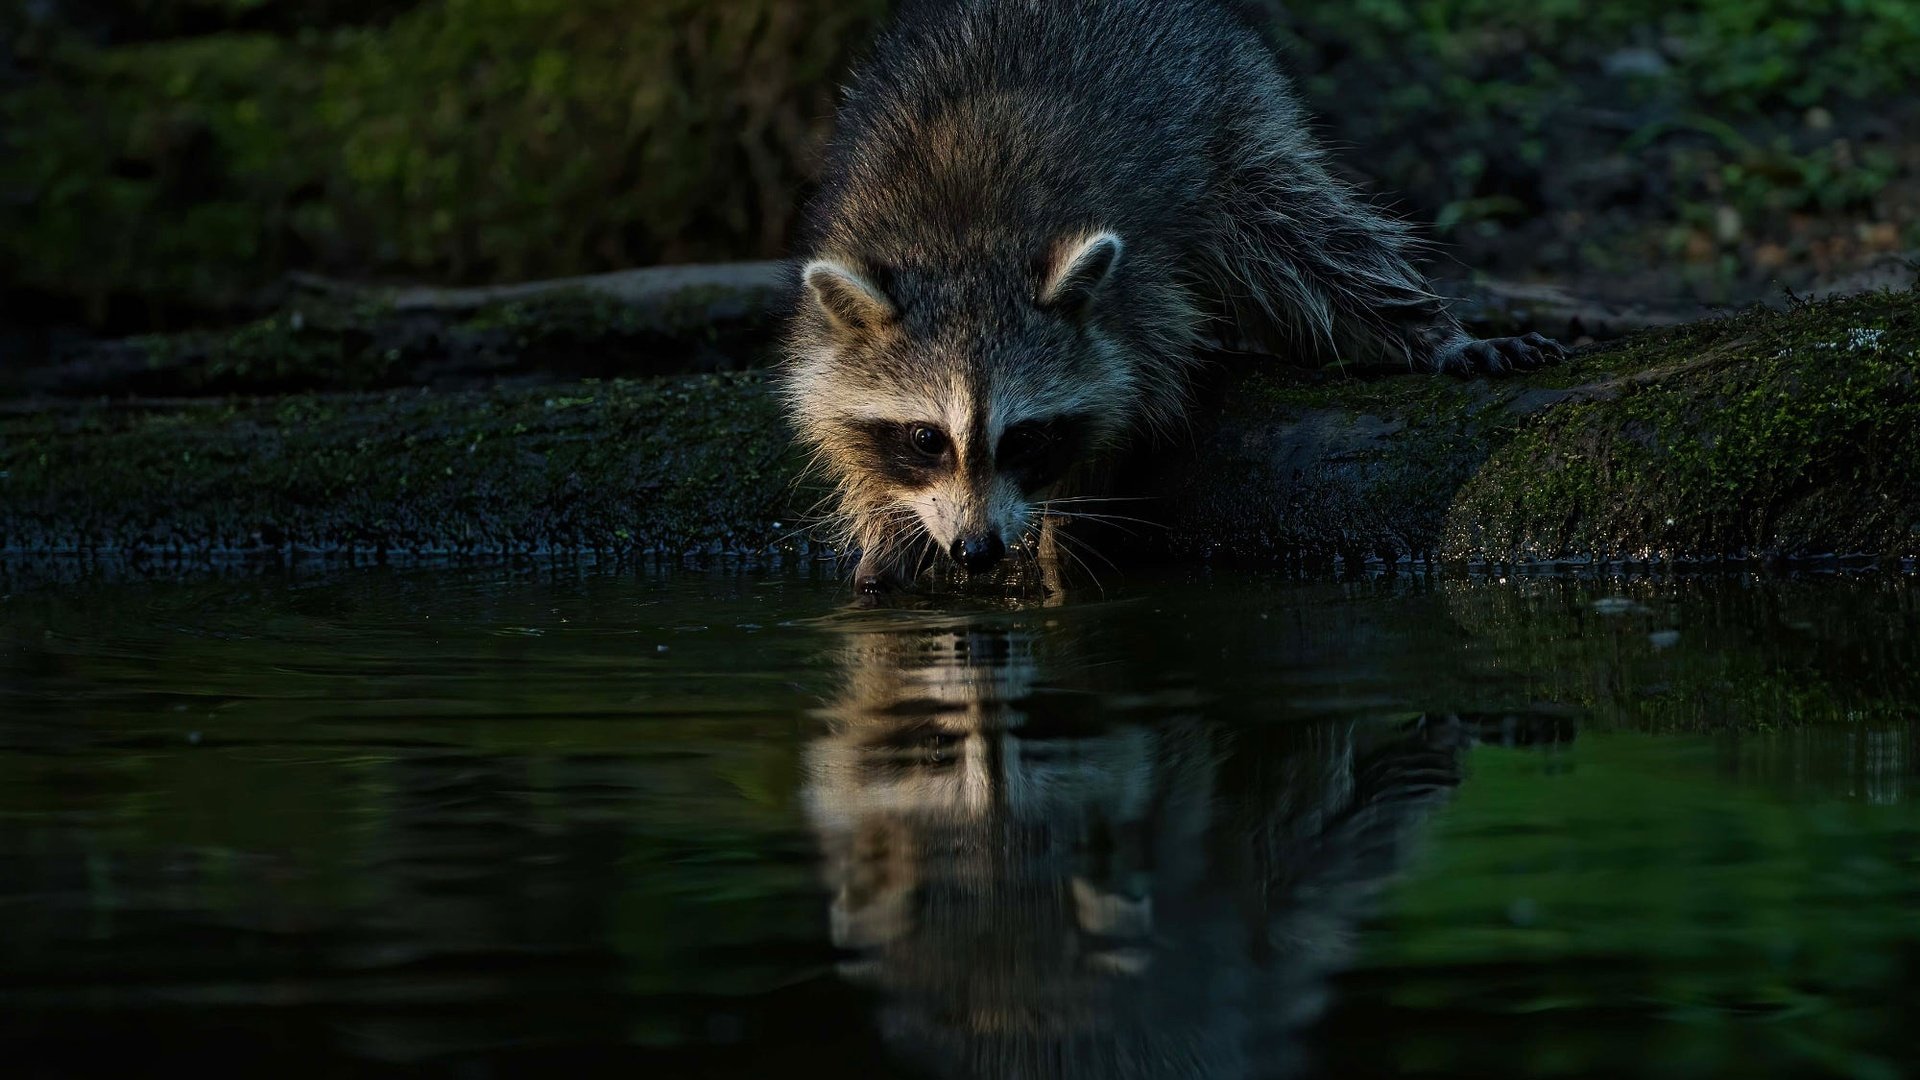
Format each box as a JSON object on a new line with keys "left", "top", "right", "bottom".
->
{"left": 2, "top": 566, "right": 1917, "bottom": 1078}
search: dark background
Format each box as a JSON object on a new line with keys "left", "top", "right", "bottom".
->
{"left": 3, "top": 0, "right": 1916, "bottom": 342}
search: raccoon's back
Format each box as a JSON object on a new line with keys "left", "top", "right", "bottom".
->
{"left": 805, "top": 0, "right": 1283, "bottom": 264}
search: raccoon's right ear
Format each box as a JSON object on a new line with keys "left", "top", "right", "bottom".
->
{"left": 1038, "top": 232, "right": 1123, "bottom": 316}
{"left": 802, "top": 259, "right": 898, "bottom": 339}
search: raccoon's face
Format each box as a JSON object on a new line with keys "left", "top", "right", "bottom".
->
{"left": 786, "top": 233, "right": 1136, "bottom": 578}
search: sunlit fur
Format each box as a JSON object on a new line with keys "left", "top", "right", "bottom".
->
{"left": 782, "top": 0, "right": 1508, "bottom": 584}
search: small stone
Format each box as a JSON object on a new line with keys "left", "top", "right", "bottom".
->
{"left": 1804, "top": 107, "right": 1834, "bottom": 132}
{"left": 1713, "top": 205, "right": 1743, "bottom": 245}
{"left": 1857, "top": 221, "right": 1899, "bottom": 251}
{"left": 656, "top": 644, "right": 670, "bottom": 654}
{"left": 1603, "top": 47, "right": 1669, "bottom": 78}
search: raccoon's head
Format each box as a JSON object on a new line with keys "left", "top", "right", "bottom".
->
{"left": 783, "top": 232, "right": 1138, "bottom": 582}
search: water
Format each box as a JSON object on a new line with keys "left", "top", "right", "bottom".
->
{"left": 2, "top": 565, "right": 1916, "bottom": 1078}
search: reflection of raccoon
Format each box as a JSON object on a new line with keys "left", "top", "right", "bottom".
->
{"left": 784, "top": 0, "right": 1566, "bottom": 592}
{"left": 801, "top": 620, "right": 1495, "bottom": 1079}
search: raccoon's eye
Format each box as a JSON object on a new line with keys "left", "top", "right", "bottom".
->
{"left": 910, "top": 426, "right": 948, "bottom": 458}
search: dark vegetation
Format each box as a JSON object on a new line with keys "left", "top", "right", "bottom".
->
{"left": 4, "top": 0, "right": 1915, "bottom": 338}
{"left": 2, "top": 0, "right": 887, "bottom": 334}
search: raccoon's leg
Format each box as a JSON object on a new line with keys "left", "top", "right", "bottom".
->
{"left": 1216, "top": 155, "right": 1567, "bottom": 375}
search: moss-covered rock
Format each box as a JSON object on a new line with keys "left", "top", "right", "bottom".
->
{"left": 3, "top": 287, "right": 1916, "bottom": 567}
{"left": 0, "top": 373, "right": 814, "bottom": 558}
{"left": 1443, "top": 288, "right": 1920, "bottom": 562}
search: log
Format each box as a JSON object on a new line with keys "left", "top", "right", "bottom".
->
{"left": 14, "top": 267, "right": 1702, "bottom": 401}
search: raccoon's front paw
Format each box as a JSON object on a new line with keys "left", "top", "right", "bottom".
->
{"left": 1433, "top": 332, "right": 1567, "bottom": 376}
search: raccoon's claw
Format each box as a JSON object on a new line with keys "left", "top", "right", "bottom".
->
{"left": 1435, "top": 332, "right": 1568, "bottom": 376}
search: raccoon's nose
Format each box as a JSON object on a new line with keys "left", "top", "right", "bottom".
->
{"left": 950, "top": 533, "right": 1006, "bottom": 574}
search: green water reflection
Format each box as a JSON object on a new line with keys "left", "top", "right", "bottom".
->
{"left": 0, "top": 567, "right": 1914, "bottom": 1077}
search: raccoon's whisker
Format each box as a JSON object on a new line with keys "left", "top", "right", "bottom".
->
{"left": 1049, "top": 533, "right": 1107, "bottom": 597}
{"left": 1013, "top": 530, "right": 1041, "bottom": 569}
{"left": 1044, "top": 524, "right": 1116, "bottom": 598}
{"left": 1039, "top": 509, "right": 1163, "bottom": 531}
{"left": 1048, "top": 524, "right": 1118, "bottom": 571}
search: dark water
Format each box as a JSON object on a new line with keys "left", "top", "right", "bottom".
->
{"left": 2, "top": 566, "right": 1917, "bottom": 1079}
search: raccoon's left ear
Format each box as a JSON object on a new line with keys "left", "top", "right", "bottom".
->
{"left": 1038, "top": 232, "right": 1123, "bottom": 316}
{"left": 802, "top": 258, "right": 898, "bottom": 340}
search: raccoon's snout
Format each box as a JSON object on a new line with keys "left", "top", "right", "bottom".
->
{"left": 949, "top": 533, "right": 1006, "bottom": 574}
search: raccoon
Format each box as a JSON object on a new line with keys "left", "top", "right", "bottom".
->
{"left": 782, "top": 0, "right": 1565, "bottom": 593}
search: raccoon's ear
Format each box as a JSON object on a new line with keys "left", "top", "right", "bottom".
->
{"left": 1038, "top": 232, "right": 1123, "bottom": 316}
{"left": 802, "top": 259, "right": 898, "bottom": 339}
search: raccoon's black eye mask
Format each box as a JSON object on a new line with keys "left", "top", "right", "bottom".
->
{"left": 999, "top": 413, "right": 1095, "bottom": 493}
{"left": 835, "top": 414, "right": 1096, "bottom": 491}
{"left": 840, "top": 420, "right": 951, "bottom": 487}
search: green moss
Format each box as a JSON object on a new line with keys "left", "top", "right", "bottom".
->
{"left": 1445, "top": 288, "right": 1920, "bottom": 562}
{"left": 0, "top": 372, "right": 820, "bottom": 559}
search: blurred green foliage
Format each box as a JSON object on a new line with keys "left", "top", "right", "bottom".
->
{"left": 2, "top": 0, "right": 886, "bottom": 320}
{"left": 1, "top": 0, "right": 1913, "bottom": 324}
{"left": 1273, "top": 0, "right": 1920, "bottom": 236}
{"left": 1287, "top": 0, "right": 1920, "bottom": 110}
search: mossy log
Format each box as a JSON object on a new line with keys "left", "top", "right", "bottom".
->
{"left": 3, "top": 288, "right": 1916, "bottom": 569}
{"left": 6, "top": 265, "right": 789, "bottom": 399}
{"left": 8, "top": 268, "right": 1678, "bottom": 401}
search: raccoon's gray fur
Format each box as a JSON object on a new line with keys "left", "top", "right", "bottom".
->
{"left": 783, "top": 0, "right": 1563, "bottom": 591}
